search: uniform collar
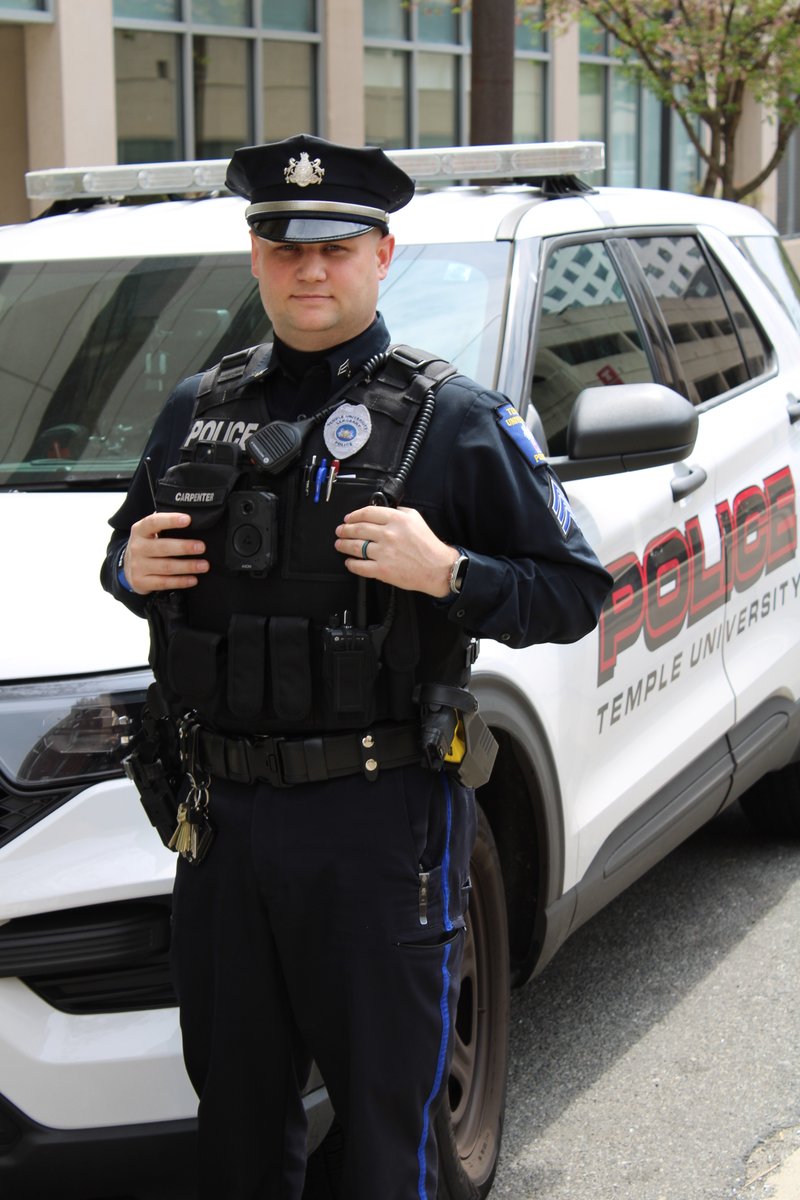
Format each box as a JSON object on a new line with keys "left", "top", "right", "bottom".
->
{"left": 265, "top": 314, "right": 392, "bottom": 387}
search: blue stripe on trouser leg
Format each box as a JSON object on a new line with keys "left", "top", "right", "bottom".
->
{"left": 417, "top": 773, "right": 455, "bottom": 1199}
{"left": 417, "top": 939, "right": 454, "bottom": 1200}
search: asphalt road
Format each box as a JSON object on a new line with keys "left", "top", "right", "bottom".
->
{"left": 491, "top": 801, "right": 800, "bottom": 1200}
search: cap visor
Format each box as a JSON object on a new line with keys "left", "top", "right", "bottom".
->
{"left": 250, "top": 217, "right": 383, "bottom": 243}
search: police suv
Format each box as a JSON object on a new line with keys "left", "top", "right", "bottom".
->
{"left": 1, "top": 142, "right": 800, "bottom": 1200}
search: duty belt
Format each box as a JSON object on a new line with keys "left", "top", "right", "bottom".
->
{"left": 194, "top": 722, "right": 421, "bottom": 786}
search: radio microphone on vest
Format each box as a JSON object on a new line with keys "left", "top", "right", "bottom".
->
{"left": 246, "top": 417, "right": 316, "bottom": 474}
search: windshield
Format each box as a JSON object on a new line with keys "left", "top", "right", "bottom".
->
{"left": 0, "top": 240, "right": 509, "bottom": 488}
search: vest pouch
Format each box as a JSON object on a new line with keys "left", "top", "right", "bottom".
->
{"left": 269, "top": 617, "right": 312, "bottom": 722}
{"left": 228, "top": 614, "right": 266, "bottom": 719}
{"left": 156, "top": 461, "right": 240, "bottom": 532}
{"left": 146, "top": 591, "right": 188, "bottom": 714}
{"left": 284, "top": 475, "right": 377, "bottom": 580}
{"left": 167, "top": 627, "right": 224, "bottom": 708}
{"left": 321, "top": 622, "right": 378, "bottom": 723}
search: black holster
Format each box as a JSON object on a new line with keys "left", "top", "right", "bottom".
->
{"left": 123, "top": 683, "right": 184, "bottom": 846}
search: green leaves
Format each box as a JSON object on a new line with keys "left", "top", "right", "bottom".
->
{"left": 541, "top": 0, "right": 800, "bottom": 200}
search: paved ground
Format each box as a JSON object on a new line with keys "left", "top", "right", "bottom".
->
{"left": 491, "top": 802, "right": 800, "bottom": 1200}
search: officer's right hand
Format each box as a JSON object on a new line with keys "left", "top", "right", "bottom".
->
{"left": 122, "top": 512, "right": 209, "bottom": 594}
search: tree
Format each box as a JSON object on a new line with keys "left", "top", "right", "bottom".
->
{"left": 470, "top": 0, "right": 516, "bottom": 145}
{"left": 541, "top": 0, "right": 800, "bottom": 201}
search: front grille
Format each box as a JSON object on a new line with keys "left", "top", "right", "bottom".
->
{"left": 0, "top": 782, "right": 73, "bottom": 850}
{"left": 0, "top": 899, "right": 176, "bottom": 1015}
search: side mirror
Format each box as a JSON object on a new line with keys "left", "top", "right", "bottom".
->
{"left": 548, "top": 383, "right": 699, "bottom": 481}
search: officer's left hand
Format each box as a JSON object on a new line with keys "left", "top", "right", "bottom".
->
{"left": 336, "top": 506, "right": 459, "bottom": 598}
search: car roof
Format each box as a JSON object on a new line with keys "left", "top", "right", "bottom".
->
{"left": 0, "top": 179, "right": 778, "bottom": 263}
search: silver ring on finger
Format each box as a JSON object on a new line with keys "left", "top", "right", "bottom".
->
{"left": 361, "top": 539, "right": 372, "bottom": 560}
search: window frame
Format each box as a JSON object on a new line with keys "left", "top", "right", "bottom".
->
{"left": 522, "top": 225, "right": 778, "bottom": 453}
{"left": 363, "top": 4, "right": 549, "bottom": 150}
{"left": 113, "top": 0, "right": 321, "bottom": 159}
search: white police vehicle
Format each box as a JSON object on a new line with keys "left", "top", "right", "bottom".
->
{"left": 2, "top": 141, "right": 800, "bottom": 1200}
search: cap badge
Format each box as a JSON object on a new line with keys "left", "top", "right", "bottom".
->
{"left": 284, "top": 152, "right": 325, "bottom": 188}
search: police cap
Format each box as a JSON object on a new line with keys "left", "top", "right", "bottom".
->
{"left": 226, "top": 133, "right": 415, "bottom": 243}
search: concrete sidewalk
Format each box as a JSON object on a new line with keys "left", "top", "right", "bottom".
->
{"left": 738, "top": 1126, "right": 800, "bottom": 1198}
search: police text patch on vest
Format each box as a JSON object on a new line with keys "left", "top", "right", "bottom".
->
{"left": 548, "top": 474, "right": 574, "bottom": 539}
{"left": 495, "top": 403, "right": 546, "bottom": 469}
{"left": 324, "top": 403, "right": 372, "bottom": 458}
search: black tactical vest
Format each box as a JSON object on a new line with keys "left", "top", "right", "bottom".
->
{"left": 147, "top": 343, "right": 466, "bottom": 734}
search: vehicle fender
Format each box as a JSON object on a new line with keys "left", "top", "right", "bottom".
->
{"left": 471, "top": 672, "right": 574, "bottom": 984}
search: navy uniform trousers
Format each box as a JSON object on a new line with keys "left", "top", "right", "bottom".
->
{"left": 170, "top": 759, "right": 476, "bottom": 1200}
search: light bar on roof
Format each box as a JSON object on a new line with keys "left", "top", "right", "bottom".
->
{"left": 389, "top": 141, "right": 604, "bottom": 180}
{"left": 25, "top": 141, "right": 605, "bottom": 202}
{"left": 25, "top": 160, "right": 230, "bottom": 201}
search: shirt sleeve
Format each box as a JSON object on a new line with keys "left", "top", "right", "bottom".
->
{"left": 99, "top": 376, "right": 200, "bottom": 617}
{"left": 420, "top": 380, "right": 613, "bottom": 649}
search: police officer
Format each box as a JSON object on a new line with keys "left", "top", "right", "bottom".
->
{"left": 102, "top": 134, "right": 612, "bottom": 1200}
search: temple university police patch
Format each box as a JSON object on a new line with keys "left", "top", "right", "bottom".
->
{"left": 495, "top": 403, "right": 547, "bottom": 469}
{"left": 495, "top": 402, "right": 574, "bottom": 538}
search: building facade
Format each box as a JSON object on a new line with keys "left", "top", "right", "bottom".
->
{"left": 0, "top": 0, "right": 793, "bottom": 231}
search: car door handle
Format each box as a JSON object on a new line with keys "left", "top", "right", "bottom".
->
{"left": 788, "top": 393, "right": 800, "bottom": 423}
{"left": 671, "top": 464, "right": 707, "bottom": 501}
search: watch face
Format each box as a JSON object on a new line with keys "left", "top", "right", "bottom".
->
{"left": 451, "top": 554, "right": 468, "bottom": 592}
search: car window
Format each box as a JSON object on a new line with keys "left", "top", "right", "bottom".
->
{"left": 379, "top": 240, "right": 510, "bottom": 387}
{"left": 736, "top": 234, "right": 800, "bottom": 336}
{"left": 530, "top": 240, "right": 654, "bottom": 454}
{"left": 0, "top": 254, "right": 270, "bottom": 486}
{"left": 629, "top": 234, "right": 769, "bottom": 405}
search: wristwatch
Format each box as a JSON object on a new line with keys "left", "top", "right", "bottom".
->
{"left": 449, "top": 553, "right": 469, "bottom": 595}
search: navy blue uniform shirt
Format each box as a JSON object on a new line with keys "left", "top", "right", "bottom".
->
{"left": 101, "top": 315, "right": 612, "bottom": 648}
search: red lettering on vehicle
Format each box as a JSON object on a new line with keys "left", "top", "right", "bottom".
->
{"left": 598, "top": 466, "right": 797, "bottom": 683}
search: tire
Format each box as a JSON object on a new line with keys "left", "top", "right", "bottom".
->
{"left": 436, "top": 803, "right": 511, "bottom": 1200}
{"left": 740, "top": 762, "right": 800, "bottom": 838}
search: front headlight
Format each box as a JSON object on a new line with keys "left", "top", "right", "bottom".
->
{"left": 0, "top": 669, "right": 152, "bottom": 789}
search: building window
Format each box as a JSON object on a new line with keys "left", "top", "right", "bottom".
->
{"left": 364, "top": 47, "right": 408, "bottom": 149}
{"left": 514, "top": 2, "right": 546, "bottom": 141}
{"left": 514, "top": 59, "right": 545, "bottom": 142}
{"left": 191, "top": 0, "right": 248, "bottom": 25}
{"left": 578, "top": 13, "right": 702, "bottom": 192}
{"left": 193, "top": 35, "right": 250, "bottom": 158}
{"left": 262, "top": 40, "right": 315, "bottom": 140}
{"left": 114, "top": 0, "right": 180, "bottom": 17}
{"left": 261, "top": 0, "right": 315, "bottom": 33}
{"left": 0, "top": 0, "right": 49, "bottom": 11}
{"left": 418, "top": 52, "right": 457, "bottom": 147}
{"left": 364, "top": 0, "right": 407, "bottom": 40}
{"left": 116, "top": 29, "right": 183, "bottom": 163}
{"left": 418, "top": 0, "right": 458, "bottom": 44}
{"left": 114, "top": 2, "right": 319, "bottom": 162}
{"left": 364, "top": 3, "right": 547, "bottom": 150}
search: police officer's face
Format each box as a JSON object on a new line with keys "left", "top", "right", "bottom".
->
{"left": 249, "top": 228, "right": 395, "bottom": 352}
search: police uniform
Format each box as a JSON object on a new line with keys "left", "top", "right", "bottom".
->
{"left": 102, "top": 135, "right": 612, "bottom": 1200}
